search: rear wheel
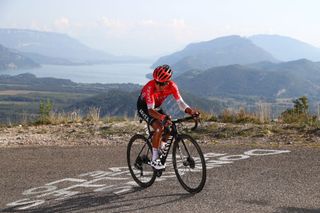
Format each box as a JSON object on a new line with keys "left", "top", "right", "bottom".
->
{"left": 127, "top": 134, "right": 156, "bottom": 187}
{"left": 172, "top": 134, "right": 206, "bottom": 193}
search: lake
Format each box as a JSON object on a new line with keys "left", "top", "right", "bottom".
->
{"left": 0, "top": 63, "right": 152, "bottom": 85}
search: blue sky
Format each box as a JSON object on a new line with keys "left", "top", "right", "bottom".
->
{"left": 0, "top": 0, "right": 319, "bottom": 57}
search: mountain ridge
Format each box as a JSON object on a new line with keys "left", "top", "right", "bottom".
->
{"left": 249, "top": 34, "right": 320, "bottom": 61}
{"left": 0, "top": 28, "right": 150, "bottom": 65}
{"left": 175, "top": 59, "right": 320, "bottom": 100}
{"left": 152, "top": 34, "right": 320, "bottom": 77}
{"left": 152, "top": 35, "right": 277, "bottom": 74}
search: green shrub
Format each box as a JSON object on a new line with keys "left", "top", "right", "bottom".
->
{"left": 280, "top": 96, "right": 315, "bottom": 124}
{"left": 37, "top": 99, "right": 53, "bottom": 124}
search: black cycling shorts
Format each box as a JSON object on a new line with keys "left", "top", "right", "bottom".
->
{"left": 137, "top": 96, "right": 165, "bottom": 126}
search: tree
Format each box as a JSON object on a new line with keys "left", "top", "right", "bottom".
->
{"left": 280, "top": 96, "right": 311, "bottom": 123}
{"left": 292, "top": 96, "right": 308, "bottom": 114}
{"left": 38, "top": 99, "right": 53, "bottom": 124}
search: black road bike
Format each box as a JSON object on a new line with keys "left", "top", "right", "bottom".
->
{"left": 127, "top": 116, "right": 206, "bottom": 193}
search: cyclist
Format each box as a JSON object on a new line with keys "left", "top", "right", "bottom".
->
{"left": 137, "top": 64, "right": 200, "bottom": 170}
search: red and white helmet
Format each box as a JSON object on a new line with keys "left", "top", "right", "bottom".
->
{"left": 153, "top": 64, "right": 173, "bottom": 82}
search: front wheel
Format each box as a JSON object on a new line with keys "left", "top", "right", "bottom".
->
{"left": 127, "top": 134, "right": 156, "bottom": 188}
{"left": 172, "top": 134, "right": 206, "bottom": 193}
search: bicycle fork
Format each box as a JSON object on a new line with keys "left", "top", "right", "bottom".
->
{"left": 177, "top": 137, "right": 195, "bottom": 169}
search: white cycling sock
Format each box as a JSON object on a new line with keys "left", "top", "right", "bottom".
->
{"left": 152, "top": 148, "right": 159, "bottom": 161}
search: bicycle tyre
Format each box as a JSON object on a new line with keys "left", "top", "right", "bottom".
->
{"left": 127, "top": 134, "right": 156, "bottom": 188}
{"left": 172, "top": 134, "right": 206, "bottom": 193}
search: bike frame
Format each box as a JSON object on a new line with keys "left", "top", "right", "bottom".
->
{"left": 144, "top": 116, "right": 197, "bottom": 166}
{"left": 129, "top": 116, "right": 205, "bottom": 192}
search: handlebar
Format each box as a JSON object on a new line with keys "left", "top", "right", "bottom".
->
{"left": 159, "top": 115, "right": 200, "bottom": 138}
{"left": 171, "top": 115, "right": 200, "bottom": 131}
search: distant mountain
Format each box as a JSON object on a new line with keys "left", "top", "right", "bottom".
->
{"left": 0, "top": 29, "right": 111, "bottom": 62}
{"left": 0, "top": 28, "right": 149, "bottom": 65}
{"left": 249, "top": 35, "right": 320, "bottom": 62}
{"left": 248, "top": 59, "right": 320, "bottom": 84}
{"left": 175, "top": 60, "right": 320, "bottom": 100}
{"left": 0, "top": 44, "right": 39, "bottom": 70}
{"left": 152, "top": 35, "right": 277, "bottom": 74}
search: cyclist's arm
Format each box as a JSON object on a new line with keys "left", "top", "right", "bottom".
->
{"left": 177, "top": 98, "right": 190, "bottom": 111}
{"left": 171, "top": 82, "right": 191, "bottom": 112}
{"left": 148, "top": 109, "right": 167, "bottom": 121}
{"left": 172, "top": 82, "right": 199, "bottom": 116}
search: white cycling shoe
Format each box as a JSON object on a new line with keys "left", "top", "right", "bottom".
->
{"left": 150, "top": 159, "right": 165, "bottom": 170}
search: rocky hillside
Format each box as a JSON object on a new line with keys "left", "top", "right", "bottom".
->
{"left": 1, "top": 120, "right": 319, "bottom": 147}
{"left": 0, "top": 44, "right": 39, "bottom": 70}
{"left": 175, "top": 59, "right": 320, "bottom": 100}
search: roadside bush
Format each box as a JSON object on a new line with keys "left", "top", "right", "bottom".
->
{"left": 234, "top": 108, "right": 260, "bottom": 124}
{"left": 37, "top": 99, "right": 53, "bottom": 124}
{"left": 198, "top": 110, "right": 217, "bottom": 122}
{"left": 219, "top": 108, "right": 260, "bottom": 124}
{"left": 85, "top": 107, "right": 100, "bottom": 123}
{"left": 46, "top": 110, "right": 83, "bottom": 124}
{"left": 35, "top": 100, "right": 90, "bottom": 125}
{"left": 280, "top": 96, "right": 316, "bottom": 125}
{"left": 220, "top": 109, "right": 234, "bottom": 123}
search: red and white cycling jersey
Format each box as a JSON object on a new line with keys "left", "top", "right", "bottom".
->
{"left": 140, "top": 80, "right": 186, "bottom": 109}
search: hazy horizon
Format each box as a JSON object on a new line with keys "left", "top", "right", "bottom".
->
{"left": 1, "top": 0, "right": 320, "bottom": 58}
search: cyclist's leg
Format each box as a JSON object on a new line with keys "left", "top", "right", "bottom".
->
{"left": 150, "top": 120, "right": 163, "bottom": 152}
{"left": 137, "top": 99, "right": 165, "bottom": 169}
{"left": 137, "top": 98, "right": 164, "bottom": 149}
{"left": 150, "top": 120, "right": 166, "bottom": 169}
{"left": 156, "top": 109, "right": 170, "bottom": 146}
{"left": 137, "top": 99, "right": 160, "bottom": 151}
{"left": 146, "top": 114, "right": 166, "bottom": 167}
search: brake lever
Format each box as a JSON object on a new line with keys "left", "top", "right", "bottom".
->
{"left": 191, "top": 116, "right": 200, "bottom": 131}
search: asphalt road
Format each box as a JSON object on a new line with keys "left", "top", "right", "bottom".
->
{"left": 0, "top": 145, "right": 319, "bottom": 213}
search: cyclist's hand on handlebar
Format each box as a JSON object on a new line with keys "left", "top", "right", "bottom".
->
{"left": 192, "top": 110, "right": 200, "bottom": 118}
{"left": 186, "top": 108, "right": 200, "bottom": 118}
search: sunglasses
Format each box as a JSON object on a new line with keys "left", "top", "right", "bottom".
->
{"left": 156, "top": 81, "right": 169, "bottom": 86}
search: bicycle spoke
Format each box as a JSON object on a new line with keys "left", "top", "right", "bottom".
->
{"left": 127, "top": 134, "right": 156, "bottom": 187}
{"left": 173, "top": 134, "right": 206, "bottom": 193}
